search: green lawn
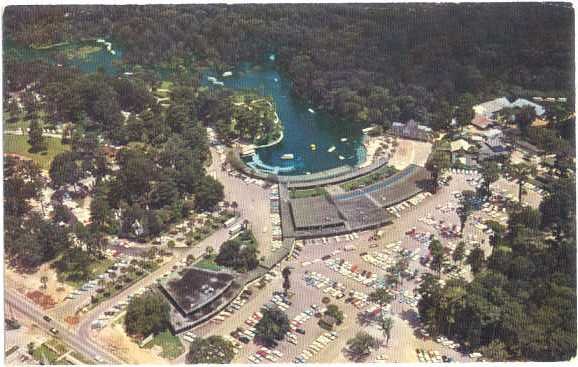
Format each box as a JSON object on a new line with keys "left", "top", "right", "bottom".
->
{"left": 144, "top": 330, "right": 184, "bottom": 360}
{"left": 340, "top": 165, "right": 398, "bottom": 191}
{"left": 194, "top": 255, "right": 223, "bottom": 271}
{"left": 4, "top": 134, "right": 69, "bottom": 170}
{"left": 57, "top": 256, "right": 115, "bottom": 288}
{"left": 32, "top": 344, "right": 60, "bottom": 364}
{"left": 290, "top": 187, "right": 327, "bottom": 199}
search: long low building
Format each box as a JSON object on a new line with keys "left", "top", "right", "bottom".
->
{"left": 283, "top": 164, "right": 432, "bottom": 239}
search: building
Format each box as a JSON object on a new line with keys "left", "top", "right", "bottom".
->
{"left": 473, "top": 97, "right": 512, "bottom": 117}
{"left": 511, "top": 98, "right": 546, "bottom": 116}
{"left": 450, "top": 139, "right": 473, "bottom": 164}
{"left": 389, "top": 120, "right": 433, "bottom": 141}
{"left": 283, "top": 164, "right": 431, "bottom": 239}
{"left": 470, "top": 114, "right": 493, "bottom": 130}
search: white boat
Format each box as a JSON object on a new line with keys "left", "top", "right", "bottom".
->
{"left": 222, "top": 71, "right": 233, "bottom": 77}
{"left": 207, "top": 76, "right": 217, "bottom": 82}
{"left": 340, "top": 138, "right": 348, "bottom": 142}
{"left": 327, "top": 146, "right": 336, "bottom": 153}
{"left": 274, "top": 78, "right": 279, "bottom": 82}
{"left": 213, "top": 81, "right": 224, "bottom": 86}
{"left": 308, "top": 108, "right": 315, "bottom": 114}
{"left": 96, "top": 39, "right": 105, "bottom": 43}
{"left": 110, "top": 50, "right": 116, "bottom": 55}
{"left": 339, "top": 155, "right": 345, "bottom": 160}
{"left": 281, "top": 153, "right": 294, "bottom": 160}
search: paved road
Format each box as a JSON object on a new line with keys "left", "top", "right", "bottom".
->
{"left": 5, "top": 288, "right": 122, "bottom": 364}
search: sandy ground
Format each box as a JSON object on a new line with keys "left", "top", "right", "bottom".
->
{"left": 388, "top": 139, "right": 432, "bottom": 170}
{"left": 359, "top": 136, "right": 395, "bottom": 168}
{"left": 94, "top": 321, "right": 167, "bottom": 364}
{"left": 5, "top": 262, "right": 73, "bottom": 306}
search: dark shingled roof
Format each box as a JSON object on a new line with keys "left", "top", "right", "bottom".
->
{"left": 290, "top": 196, "right": 344, "bottom": 229}
{"left": 160, "top": 267, "right": 234, "bottom": 316}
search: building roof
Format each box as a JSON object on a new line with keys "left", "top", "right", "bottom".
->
{"left": 390, "top": 119, "right": 433, "bottom": 141}
{"left": 160, "top": 267, "right": 235, "bottom": 316}
{"left": 470, "top": 114, "right": 493, "bottom": 129}
{"left": 511, "top": 98, "right": 546, "bottom": 116}
{"left": 482, "top": 128, "right": 503, "bottom": 139}
{"left": 290, "top": 196, "right": 344, "bottom": 229}
{"left": 473, "top": 97, "right": 512, "bottom": 117}
{"left": 450, "top": 139, "right": 472, "bottom": 152}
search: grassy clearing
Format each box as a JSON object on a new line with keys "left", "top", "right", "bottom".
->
{"left": 32, "top": 344, "right": 60, "bottom": 364}
{"left": 57, "top": 256, "right": 115, "bottom": 288}
{"left": 144, "top": 330, "right": 184, "bottom": 360}
{"left": 4, "top": 134, "right": 69, "bottom": 170}
{"left": 340, "top": 165, "right": 398, "bottom": 191}
{"left": 289, "top": 187, "right": 327, "bottom": 199}
{"left": 194, "top": 255, "right": 223, "bottom": 271}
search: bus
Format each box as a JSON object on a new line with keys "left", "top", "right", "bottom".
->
{"left": 229, "top": 223, "right": 243, "bottom": 236}
{"left": 224, "top": 216, "right": 238, "bottom": 228}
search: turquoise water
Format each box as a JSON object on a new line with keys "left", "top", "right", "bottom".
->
{"left": 4, "top": 39, "right": 123, "bottom": 76}
{"left": 6, "top": 42, "right": 366, "bottom": 175}
{"left": 203, "top": 60, "right": 366, "bottom": 176}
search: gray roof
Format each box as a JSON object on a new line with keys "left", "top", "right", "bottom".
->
{"left": 290, "top": 196, "right": 344, "bottom": 229}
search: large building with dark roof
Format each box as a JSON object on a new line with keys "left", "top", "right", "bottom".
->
{"left": 389, "top": 120, "right": 433, "bottom": 141}
{"left": 282, "top": 164, "right": 432, "bottom": 239}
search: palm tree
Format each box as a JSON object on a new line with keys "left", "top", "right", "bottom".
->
{"left": 380, "top": 316, "right": 394, "bottom": 346}
{"left": 40, "top": 275, "right": 48, "bottom": 290}
{"left": 282, "top": 267, "right": 291, "bottom": 296}
{"left": 510, "top": 163, "right": 536, "bottom": 204}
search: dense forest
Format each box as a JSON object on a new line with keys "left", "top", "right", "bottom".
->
{"left": 4, "top": 4, "right": 574, "bottom": 129}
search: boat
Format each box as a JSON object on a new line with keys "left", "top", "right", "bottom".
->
{"left": 274, "top": 78, "right": 279, "bottom": 82}
{"left": 327, "top": 146, "right": 336, "bottom": 153}
{"left": 340, "top": 138, "right": 348, "bottom": 142}
{"left": 110, "top": 50, "right": 116, "bottom": 55}
{"left": 281, "top": 153, "right": 294, "bottom": 160}
{"left": 308, "top": 108, "right": 315, "bottom": 114}
{"left": 207, "top": 76, "right": 217, "bottom": 83}
{"left": 222, "top": 71, "right": 233, "bottom": 77}
{"left": 339, "top": 155, "right": 345, "bottom": 160}
{"left": 213, "top": 81, "right": 224, "bottom": 86}
{"left": 310, "top": 144, "right": 316, "bottom": 151}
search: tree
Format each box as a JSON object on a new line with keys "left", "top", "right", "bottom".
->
{"left": 452, "top": 241, "right": 466, "bottom": 263}
{"left": 205, "top": 246, "right": 214, "bottom": 259}
{"left": 515, "top": 106, "right": 537, "bottom": 135}
{"left": 254, "top": 308, "right": 290, "bottom": 346}
{"left": 324, "top": 304, "right": 344, "bottom": 324}
{"left": 49, "top": 151, "right": 81, "bottom": 190}
{"left": 40, "top": 275, "right": 48, "bottom": 289}
{"left": 27, "top": 119, "right": 46, "bottom": 153}
{"left": 215, "top": 237, "right": 259, "bottom": 272}
{"left": 480, "top": 160, "right": 500, "bottom": 196}
{"left": 380, "top": 316, "right": 394, "bottom": 346}
{"left": 186, "top": 336, "right": 235, "bottom": 364}
{"left": 125, "top": 292, "right": 170, "bottom": 338}
{"left": 466, "top": 245, "right": 485, "bottom": 274}
{"left": 346, "top": 332, "right": 380, "bottom": 361}
{"left": 458, "top": 190, "right": 477, "bottom": 234}
{"left": 509, "top": 163, "right": 536, "bottom": 204}
{"left": 429, "top": 238, "right": 446, "bottom": 274}
{"left": 195, "top": 176, "right": 224, "bottom": 211}
{"left": 478, "top": 340, "right": 511, "bottom": 361}
{"left": 282, "top": 266, "right": 291, "bottom": 295}
{"left": 368, "top": 288, "right": 394, "bottom": 307}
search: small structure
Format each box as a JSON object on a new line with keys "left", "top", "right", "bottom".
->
{"left": 470, "top": 114, "right": 493, "bottom": 130}
{"left": 473, "top": 97, "right": 512, "bottom": 117}
{"left": 318, "top": 315, "right": 337, "bottom": 330}
{"left": 389, "top": 119, "right": 433, "bottom": 141}
{"left": 450, "top": 139, "right": 473, "bottom": 164}
{"left": 511, "top": 98, "right": 546, "bottom": 116}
